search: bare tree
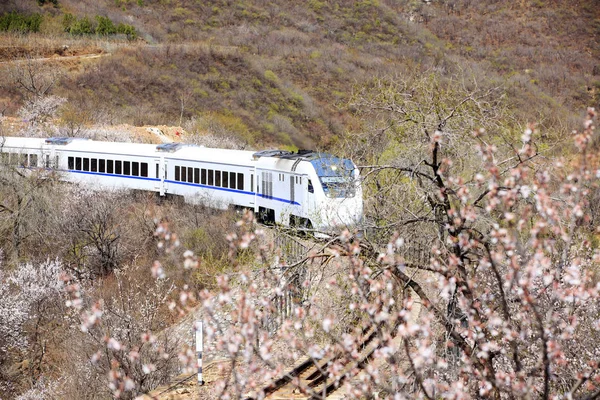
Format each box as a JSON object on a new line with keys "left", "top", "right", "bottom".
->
{"left": 8, "top": 57, "right": 62, "bottom": 101}
{"left": 0, "top": 166, "right": 60, "bottom": 261}
{"left": 54, "top": 190, "right": 155, "bottom": 279}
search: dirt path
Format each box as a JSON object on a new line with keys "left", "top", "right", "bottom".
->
{"left": 0, "top": 51, "right": 110, "bottom": 65}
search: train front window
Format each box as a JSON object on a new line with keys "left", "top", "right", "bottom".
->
{"left": 310, "top": 154, "right": 356, "bottom": 198}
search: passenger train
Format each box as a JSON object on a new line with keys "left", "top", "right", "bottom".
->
{"left": 0, "top": 136, "right": 363, "bottom": 232}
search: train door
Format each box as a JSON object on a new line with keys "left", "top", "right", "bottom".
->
{"left": 251, "top": 166, "right": 257, "bottom": 212}
{"left": 290, "top": 174, "right": 295, "bottom": 206}
{"left": 43, "top": 151, "right": 52, "bottom": 169}
{"left": 154, "top": 157, "right": 166, "bottom": 195}
{"left": 304, "top": 175, "right": 317, "bottom": 227}
{"left": 42, "top": 148, "right": 58, "bottom": 170}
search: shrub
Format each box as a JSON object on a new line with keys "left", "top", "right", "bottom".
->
{"left": 116, "top": 22, "right": 138, "bottom": 40}
{"left": 95, "top": 15, "right": 117, "bottom": 36}
{"left": 0, "top": 12, "right": 43, "bottom": 33}
{"left": 68, "top": 16, "right": 94, "bottom": 35}
{"left": 264, "top": 70, "right": 279, "bottom": 83}
{"left": 61, "top": 13, "right": 75, "bottom": 32}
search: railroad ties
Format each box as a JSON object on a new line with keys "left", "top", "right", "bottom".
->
{"left": 246, "top": 325, "right": 380, "bottom": 400}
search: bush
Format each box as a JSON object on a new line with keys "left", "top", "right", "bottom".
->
{"left": 0, "top": 12, "right": 43, "bottom": 33}
{"left": 116, "top": 22, "right": 138, "bottom": 40}
{"left": 61, "top": 13, "right": 137, "bottom": 39}
{"left": 95, "top": 15, "right": 116, "bottom": 36}
{"left": 61, "top": 13, "right": 75, "bottom": 32}
{"left": 68, "top": 16, "right": 94, "bottom": 35}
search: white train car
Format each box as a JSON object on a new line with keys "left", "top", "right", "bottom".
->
{"left": 0, "top": 136, "right": 363, "bottom": 232}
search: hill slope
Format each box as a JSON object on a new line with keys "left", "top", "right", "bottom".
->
{"left": 0, "top": 0, "right": 598, "bottom": 148}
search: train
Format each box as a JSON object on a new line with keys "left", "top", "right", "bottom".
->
{"left": 0, "top": 136, "right": 363, "bottom": 232}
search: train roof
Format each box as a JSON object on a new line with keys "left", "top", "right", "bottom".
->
{"left": 1, "top": 136, "right": 353, "bottom": 173}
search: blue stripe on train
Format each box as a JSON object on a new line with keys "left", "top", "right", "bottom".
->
{"left": 66, "top": 170, "right": 301, "bottom": 206}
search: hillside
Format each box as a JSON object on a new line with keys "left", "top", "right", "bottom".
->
{"left": 1, "top": 0, "right": 598, "bottom": 149}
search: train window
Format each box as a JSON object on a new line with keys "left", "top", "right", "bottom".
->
{"left": 99, "top": 159, "right": 106, "bottom": 173}
{"left": 187, "top": 167, "right": 193, "bottom": 183}
{"left": 83, "top": 158, "right": 89, "bottom": 171}
{"left": 238, "top": 173, "right": 244, "bottom": 191}
{"left": 141, "top": 162, "right": 148, "bottom": 178}
{"left": 222, "top": 170, "right": 229, "bottom": 188}
{"left": 91, "top": 159, "right": 97, "bottom": 172}
{"left": 308, "top": 179, "right": 314, "bottom": 193}
{"left": 30, "top": 154, "right": 37, "bottom": 167}
{"left": 115, "top": 160, "right": 122, "bottom": 175}
{"left": 75, "top": 157, "right": 82, "bottom": 171}
{"left": 229, "top": 172, "right": 236, "bottom": 189}
{"left": 175, "top": 166, "right": 180, "bottom": 181}
{"left": 208, "top": 170, "right": 214, "bottom": 186}
{"left": 54, "top": 155, "right": 59, "bottom": 169}
{"left": 68, "top": 157, "right": 74, "bottom": 170}
{"left": 0, "top": 153, "right": 8, "bottom": 165}
{"left": 124, "top": 161, "right": 131, "bottom": 175}
{"left": 201, "top": 169, "right": 207, "bottom": 185}
{"left": 107, "top": 160, "right": 114, "bottom": 174}
{"left": 194, "top": 168, "right": 199, "bottom": 184}
{"left": 182, "top": 166, "right": 188, "bottom": 182}
{"left": 132, "top": 162, "right": 139, "bottom": 177}
{"left": 156, "top": 164, "right": 159, "bottom": 179}
{"left": 251, "top": 174, "right": 253, "bottom": 192}
{"left": 215, "top": 171, "right": 221, "bottom": 187}
{"left": 20, "top": 154, "right": 27, "bottom": 167}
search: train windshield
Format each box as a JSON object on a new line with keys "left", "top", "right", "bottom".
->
{"left": 310, "top": 154, "right": 356, "bottom": 198}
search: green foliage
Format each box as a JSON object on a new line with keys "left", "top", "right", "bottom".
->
{"left": 308, "top": 0, "right": 326, "bottom": 12}
{"left": 61, "top": 13, "right": 137, "bottom": 39}
{"left": 95, "top": 15, "right": 117, "bottom": 35}
{"left": 116, "top": 22, "right": 138, "bottom": 39}
{"left": 0, "top": 12, "right": 43, "bottom": 33}
{"left": 62, "top": 13, "right": 75, "bottom": 32}
{"left": 264, "top": 70, "right": 279, "bottom": 83}
{"left": 69, "top": 16, "right": 94, "bottom": 35}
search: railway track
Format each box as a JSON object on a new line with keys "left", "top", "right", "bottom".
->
{"left": 246, "top": 324, "right": 383, "bottom": 399}
{"left": 248, "top": 231, "right": 428, "bottom": 399}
